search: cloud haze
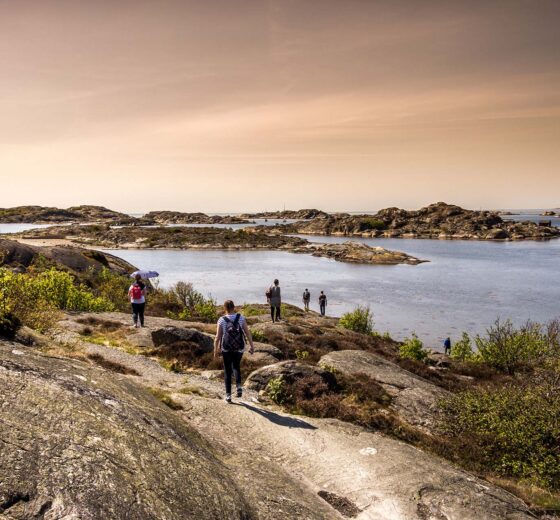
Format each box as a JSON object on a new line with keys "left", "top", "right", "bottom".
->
{"left": 1, "top": 0, "right": 559, "bottom": 212}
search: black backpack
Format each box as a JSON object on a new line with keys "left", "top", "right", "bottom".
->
{"left": 222, "top": 314, "right": 245, "bottom": 352}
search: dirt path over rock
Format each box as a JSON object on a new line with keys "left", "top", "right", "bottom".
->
{"left": 50, "top": 312, "right": 535, "bottom": 520}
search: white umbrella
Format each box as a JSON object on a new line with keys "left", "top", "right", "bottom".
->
{"left": 130, "top": 270, "right": 159, "bottom": 279}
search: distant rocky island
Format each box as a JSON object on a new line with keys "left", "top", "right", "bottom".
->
{"left": 279, "top": 202, "right": 560, "bottom": 240}
{"left": 0, "top": 205, "right": 137, "bottom": 225}
{"left": 2, "top": 202, "right": 558, "bottom": 245}
{"left": 0, "top": 206, "right": 251, "bottom": 226}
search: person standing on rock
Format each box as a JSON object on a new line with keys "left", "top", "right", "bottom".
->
{"left": 214, "top": 300, "right": 254, "bottom": 403}
{"left": 444, "top": 337, "right": 452, "bottom": 355}
{"left": 302, "top": 288, "right": 311, "bottom": 312}
{"left": 319, "top": 291, "right": 327, "bottom": 316}
{"left": 268, "top": 279, "right": 282, "bottom": 322}
{"left": 128, "top": 274, "right": 146, "bottom": 328}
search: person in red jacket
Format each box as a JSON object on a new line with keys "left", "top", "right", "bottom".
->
{"left": 128, "top": 274, "right": 146, "bottom": 327}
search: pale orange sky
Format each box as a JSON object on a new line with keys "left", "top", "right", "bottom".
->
{"left": 1, "top": 0, "right": 559, "bottom": 212}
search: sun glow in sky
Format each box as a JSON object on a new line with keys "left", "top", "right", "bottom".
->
{"left": 1, "top": 0, "right": 559, "bottom": 212}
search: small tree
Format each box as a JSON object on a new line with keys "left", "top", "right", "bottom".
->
{"left": 339, "top": 306, "right": 374, "bottom": 334}
{"left": 475, "top": 319, "right": 548, "bottom": 374}
{"left": 399, "top": 333, "right": 428, "bottom": 361}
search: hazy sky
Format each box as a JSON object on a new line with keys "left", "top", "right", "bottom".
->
{"left": 1, "top": 0, "right": 559, "bottom": 212}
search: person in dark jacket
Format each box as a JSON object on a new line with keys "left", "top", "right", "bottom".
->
{"left": 302, "top": 288, "right": 311, "bottom": 311}
{"left": 444, "top": 337, "right": 452, "bottom": 355}
{"left": 268, "top": 279, "right": 282, "bottom": 322}
{"left": 318, "top": 291, "right": 327, "bottom": 316}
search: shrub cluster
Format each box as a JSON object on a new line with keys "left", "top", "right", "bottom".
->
{"left": 451, "top": 319, "right": 560, "bottom": 375}
{"left": 475, "top": 319, "right": 557, "bottom": 374}
{"left": 440, "top": 374, "right": 560, "bottom": 490}
{"left": 87, "top": 267, "right": 132, "bottom": 312}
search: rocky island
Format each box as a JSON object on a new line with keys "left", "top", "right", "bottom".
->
{"left": 240, "top": 208, "right": 329, "bottom": 220}
{"left": 7, "top": 225, "right": 425, "bottom": 265}
{"left": 0, "top": 205, "right": 138, "bottom": 225}
{"left": 3, "top": 202, "right": 557, "bottom": 241}
{"left": 0, "top": 206, "right": 251, "bottom": 226}
{"left": 142, "top": 211, "right": 250, "bottom": 225}
{"left": 282, "top": 202, "right": 560, "bottom": 240}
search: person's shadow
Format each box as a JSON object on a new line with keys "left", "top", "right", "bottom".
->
{"left": 233, "top": 402, "right": 317, "bottom": 430}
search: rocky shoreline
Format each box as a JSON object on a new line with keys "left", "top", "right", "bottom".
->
{"left": 5, "top": 225, "right": 425, "bottom": 265}
{"left": 0, "top": 238, "right": 135, "bottom": 277}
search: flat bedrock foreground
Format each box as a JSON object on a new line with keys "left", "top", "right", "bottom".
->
{"left": 0, "top": 312, "right": 537, "bottom": 520}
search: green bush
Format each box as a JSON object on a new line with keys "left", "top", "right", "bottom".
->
{"left": 399, "top": 333, "right": 428, "bottom": 361}
{"left": 475, "top": 319, "right": 550, "bottom": 374}
{"left": 339, "top": 306, "right": 374, "bottom": 334}
{"left": 192, "top": 299, "right": 218, "bottom": 323}
{"left": 149, "top": 282, "right": 217, "bottom": 322}
{"left": 266, "top": 376, "right": 289, "bottom": 404}
{"left": 31, "top": 269, "right": 113, "bottom": 312}
{"left": 440, "top": 375, "right": 560, "bottom": 490}
{"left": 450, "top": 332, "right": 476, "bottom": 361}
{"left": 0, "top": 267, "right": 114, "bottom": 332}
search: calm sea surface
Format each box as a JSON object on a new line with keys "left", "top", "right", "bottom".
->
{"left": 102, "top": 236, "right": 560, "bottom": 349}
{"left": 2, "top": 218, "right": 558, "bottom": 348}
{"left": 0, "top": 223, "right": 54, "bottom": 234}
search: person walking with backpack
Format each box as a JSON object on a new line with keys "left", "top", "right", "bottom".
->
{"left": 318, "top": 291, "right": 327, "bottom": 316}
{"left": 128, "top": 274, "right": 146, "bottom": 327}
{"left": 214, "top": 300, "right": 254, "bottom": 403}
{"left": 302, "top": 288, "right": 311, "bottom": 312}
{"left": 267, "top": 279, "right": 282, "bottom": 322}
